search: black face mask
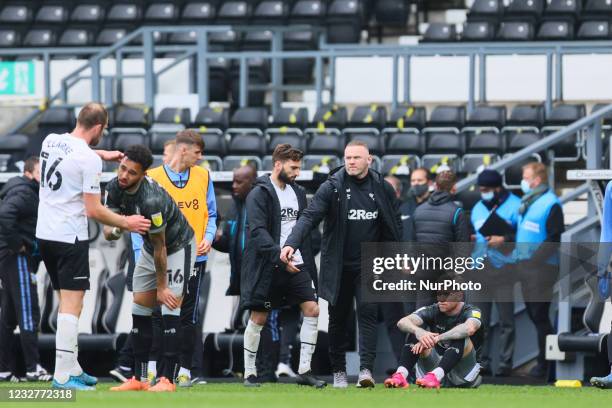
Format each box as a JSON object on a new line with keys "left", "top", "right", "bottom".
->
{"left": 410, "top": 183, "right": 429, "bottom": 197}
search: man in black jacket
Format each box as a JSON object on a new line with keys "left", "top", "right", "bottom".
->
{"left": 0, "top": 156, "right": 51, "bottom": 382}
{"left": 281, "top": 140, "right": 402, "bottom": 388}
{"left": 241, "top": 144, "right": 325, "bottom": 388}
{"left": 413, "top": 171, "right": 470, "bottom": 307}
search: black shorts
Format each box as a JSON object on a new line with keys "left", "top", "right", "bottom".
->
{"left": 251, "top": 269, "right": 317, "bottom": 312}
{"left": 39, "top": 238, "right": 90, "bottom": 291}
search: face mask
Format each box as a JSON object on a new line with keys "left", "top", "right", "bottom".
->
{"left": 481, "top": 191, "right": 495, "bottom": 202}
{"left": 521, "top": 179, "right": 532, "bottom": 194}
{"left": 411, "top": 184, "right": 429, "bottom": 197}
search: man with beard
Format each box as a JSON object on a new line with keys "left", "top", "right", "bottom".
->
{"left": 36, "top": 103, "right": 151, "bottom": 390}
{"left": 103, "top": 145, "right": 196, "bottom": 392}
{"left": 241, "top": 144, "right": 325, "bottom": 388}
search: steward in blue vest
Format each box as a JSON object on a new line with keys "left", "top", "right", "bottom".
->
{"left": 471, "top": 170, "right": 521, "bottom": 269}
{"left": 513, "top": 162, "right": 564, "bottom": 379}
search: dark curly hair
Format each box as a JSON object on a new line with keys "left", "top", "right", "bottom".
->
{"left": 124, "top": 144, "right": 153, "bottom": 172}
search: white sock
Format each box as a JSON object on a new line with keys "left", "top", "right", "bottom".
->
{"left": 148, "top": 361, "right": 157, "bottom": 377}
{"left": 243, "top": 320, "right": 263, "bottom": 378}
{"left": 396, "top": 366, "right": 409, "bottom": 380}
{"left": 55, "top": 313, "right": 79, "bottom": 383}
{"left": 298, "top": 316, "right": 318, "bottom": 375}
{"left": 432, "top": 367, "right": 445, "bottom": 381}
{"left": 178, "top": 367, "right": 191, "bottom": 378}
{"left": 69, "top": 345, "right": 83, "bottom": 377}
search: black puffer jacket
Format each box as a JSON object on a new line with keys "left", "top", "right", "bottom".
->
{"left": 0, "top": 176, "right": 39, "bottom": 254}
{"left": 240, "top": 175, "right": 317, "bottom": 310}
{"left": 285, "top": 166, "right": 402, "bottom": 305}
{"left": 413, "top": 190, "right": 470, "bottom": 243}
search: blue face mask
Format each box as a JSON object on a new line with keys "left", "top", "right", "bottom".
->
{"left": 481, "top": 191, "right": 495, "bottom": 202}
{"left": 521, "top": 179, "right": 532, "bottom": 194}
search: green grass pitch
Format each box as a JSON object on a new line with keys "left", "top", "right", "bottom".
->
{"left": 0, "top": 382, "right": 609, "bottom": 408}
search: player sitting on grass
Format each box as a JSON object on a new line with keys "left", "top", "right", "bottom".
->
{"left": 384, "top": 288, "right": 483, "bottom": 389}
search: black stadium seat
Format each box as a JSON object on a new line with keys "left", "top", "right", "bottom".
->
{"left": 422, "top": 23, "right": 457, "bottom": 42}
{"left": 150, "top": 131, "right": 176, "bottom": 154}
{"left": 0, "top": 134, "right": 29, "bottom": 172}
{"left": 581, "top": 0, "right": 612, "bottom": 22}
{"left": 428, "top": 105, "right": 465, "bottom": 129}
{"left": 59, "top": 29, "right": 95, "bottom": 47}
{"left": 424, "top": 129, "right": 465, "bottom": 156}
{"left": 543, "top": 0, "right": 581, "bottom": 24}
{"left": 467, "top": 0, "right": 504, "bottom": 24}
{"left": 113, "top": 105, "right": 152, "bottom": 129}
{"left": 267, "top": 133, "right": 307, "bottom": 154}
{"left": 349, "top": 105, "right": 387, "bottom": 129}
{"left": 374, "top": 0, "right": 410, "bottom": 27}
{"left": 0, "top": 4, "right": 33, "bottom": 24}
{"left": 542, "top": 103, "right": 586, "bottom": 160}
{"left": 144, "top": 3, "right": 179, "bottom": 24}
{"left": 326, "top": 0, "right": 364, "bottom": 43}
{"left": 23, "top": 29, "right": 58, "bottom": 47}
{"left": 230, "top": 107, "right": 268, "bottom": 129}
{"left": 388, "top": 105, "right": 427, "bottom": 130}
{"left": 107, "top": 3, "right": 142, "bottom": 23}
{"left": 343, "top": 129, "right": 385, "bottom": 157}
{"left": 577, "top": 21, "right": 610, "bottom": 40}
{"left": 308, "top": 133, "right": 346, "bottom": 156}
{"left": 464, "top": 105, "right": 507, "bottom": 155}
{"left": 200, "top": 130, "right": 227, "bottom": 157}
{"left": 113, "top": 133, "right": 147, "bottom": 152}
{"left": 242, "top": 30, "right": 273, "bottom": 51}
{"left": 291, "top": 0, "right": 326, "bottom": 25}
{"left": 312, "top": 105, "right": 348, "bottom": 129}
{"left": 283, "top": 31, "right": 316, "bottom": 83}
{"left": 216, "top": 1, "right": 252, "bottom": 25}
{"left": 230, "top": 58, "right": 268, "bottom": 106}
{"left": 383, "top": 129, "right": 425, "bottom": 156}
{"left": 507, "top": 104, "right": 545, "bottom": 127}
{"left": 181, "top": 1, "right": 216, "bottom": 23}
{"left": 96, "top": 27, "right": 129, "bottom": 46}
{"left": 156, "top": 107, "right": 191, "bottom": 127}
{"left": 504, "top": 0, "right": 544, "bottom": 24}
{"left": 252, "top": 1, "right": 289, "bottom": 25}
{"left": 503, "top": 104, "right": 545, "bottom": 154}
{"left": 71, "top": 3, "right": 105, "bottom": 23}
{"left": 29, "top": 106, "right": 76, "bottom": 156}
{"left": 537, "top": 21, "right": 574, "bottom": 40}
{"left": 224, "top": 133, "right": 266, "bottom": 170}
{"left": 467, "top": 105, "right": 507, "bottom": 129}
{"left": 0, "top": 29, "right": 21, "bottom": 47}
{"left": 194, "top": 107, "right": 230, "bottom": 130}
{"left": 497, "top": 21, "right": 535, "bottom": 41}
{"left": 35, "top": 5, "right": 69, "bottom": 24}
{"left": 271, "top": 107, "right": 309, "bottom": 129}
{"left": 461, "top": 22, "right": 496, "bottom": 41}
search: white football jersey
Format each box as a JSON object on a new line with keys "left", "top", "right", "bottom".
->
{"left": 36, "top": 133, "right": 103, "bottom": 244}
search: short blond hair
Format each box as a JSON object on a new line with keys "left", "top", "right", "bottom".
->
{"left": 523, "top": 162, "right": 547, "bottom": 184}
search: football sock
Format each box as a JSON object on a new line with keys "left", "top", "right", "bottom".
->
{"left": 298, "top": 316, "right": 318, "bottom": 375}
{"left": 161, "top": 314, "right": 181, "bottom": 382}
{"left": 54, "top": 313, "right": 79, "bottom": 384}
{"left": 131, "top": 304, "right": 153, "bottom": 382}
{"left": 244, "top": 319, "right": 263, "bottom": 378}
{"left": 432, "top": 367, "right": 445, "bottom": 381}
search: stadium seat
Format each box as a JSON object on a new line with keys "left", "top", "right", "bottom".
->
{"left": 326, "top": 0, "right": 364, "bottom": 43}
{"left": 581, "top": 0, "right": 612, "bottom": 22}
{"left": 308, "top": 133, "right": 346, "bottom": 156}
{"left": 462, "top": 154, "right": 500, "bottom": 175}
{"left": 252, "top": 1, "right": 289, "bottom": 25}
{"left": 343, "top": 128, "right": 385, "bottom": 157}
{"left": 59, "top": 29, "right": 96, "bottom": 47}
{"left": 194, "top": 107, "right": 230, "bottom": 130}
{"left": 497, "top": 21, "right": 535, "bottom": 40}
{"left": 224, "top": 134, "right": 266, "bottom": 170}
{"left": 230, "top": 107, "right": 269, "bottom": 129}
{"left": 70, "top": 3, "right": 105, "bottom": 23}
{"left": 381, "top": 155, "right": 420, "bottom": 177}
{"left": 96, "top": 27, "right": 129, "bottom": 46}
{"left": 229, "top": 58, "right": 269, "bottom": 106}
{"left": 35, "top": 5, "right": 68, "bottom": 24}
{"left": 283, "top": 31, "right": 317, "bottom": 84}
{"left": 106, "top": 2, "right": 143, "bottom": 23}
{"left": 23, "top": 28, "right": 58, "bottom": 47}
{"left": 466, "top": 0, "right": 504, "bottom": 24}
{"left": 267, "top": 133, "right": 307, "bottom": 154}
{"left": 113, "top": 106, "right": 152, "bottom": 129}
{"left": 422, "top": 23, "right": 457, "bottom": 42}
{"left": 349, "top": 105, "right": 387, "bottom": 129}
{"left": 0, "top": 134, "right": 29, "bottom": 172}
{"left": 424, "top": 129, "right": 466, "bottom": 156}
{"left": 311, "top": 105, "right": 348, "bottom": 129}
{"left": 542, "top": 0, "right": 580, "bottom": 24}
{"left": 290, "top": 1, "right": 326, "bottom": 25}
{"left": 112, "top": 132, "right": 148, "bottom": 152}
{"left": 242, "top": 30, "right": 273, "bottom": 51}
{"left": 207, "top": 58, "right": 230, "bottom": 102}
{"left": 464, "top": 105, "right": 507, "bottom": 155}
{"left": 383, "top": 128, "right": 425, "bottom": 156}
{"left": 0, "top": 4, "right": 33, "bottom": 24}
{"left": 542, "top": 103, "right": 586, "bottom": 160}
{"left": 31, "top": 107, "right": 76, "bottom": 156}
{"left": 199, "top": 129, "right": 228, "bottom": 157}
{"left": 270, "top": 107, "right": 309, "bottom": 129}
{"left": 144, "top": 2, "right": 178, "bottom": 24}
{"left": 502, "top": 154, "right": 540, "bottom": 187}
{"left": 427, "top": 105, "right": 466, "bottom": 129}
{"left": 0, "top": 29, "right": 21, "bottom": 47}
{"left": 503, "top": 104, "right": 544, "bottom": 154}
{"left": 374, "top": 0, "right": 410, "bottom": 27}
{"left": 216, "top": 1, "right": 252, "bottom": 24}
{"left": 507, "top": 104, "right": 545, "bottom": 127}
{"left": 150, "top": 131, "right": 177, "bottom": 154}
{"left": 504, "top": 0, "right": 544, "bottom": 24}
{"left": 181, "top": 1, "right": 216, "bottom": 23}
{"left": 577, "top": 21, "right": 610, "bottom": 40}
{"left": 536, "top": 21, "right": 574, "bottom": 40}
{"left": 210, "top": 30, "right": 242, "bottom": 51}
{"left": 388, "top": 105, "right": 427, "bottom": 130}
{"left": 461, "top": 21, "right": 496, "bottom": 41}
{"left": 156, "top": 108, "right": 191, "bottom": 127}
{"left": 466, "top": 105, "right": 507, "bottom": 129}
{"left": 302, "top": 155, "right": 341, "bottom": 174}
{"left": 421, "top": 154, "right": 461, "bottom": 174}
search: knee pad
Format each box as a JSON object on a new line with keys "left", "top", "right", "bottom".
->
{"left": 132, "top": 303, "right": 153, "bottom": 316}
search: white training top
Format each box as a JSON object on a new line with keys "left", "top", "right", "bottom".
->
{"left": 272, "top": 180, "right": 303, "bottom": 265}
{"left": 36, "top": 133, "right": 103, "bottom": 244}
